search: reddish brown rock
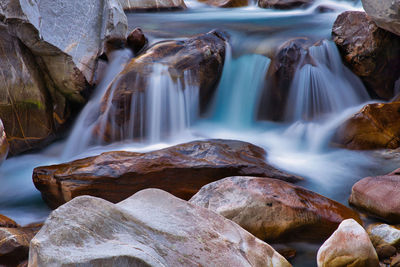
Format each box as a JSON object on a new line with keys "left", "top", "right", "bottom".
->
{"left": 190, "top": 176, "right": 361, "bottom": 243}
{"left": 95, "top": 30, "right": 226, "bottom": 142}
{"left": 0, "top": 215, "right": 18, "bottom": 228}
{"left": 33, "top": 139, "right": 302, "bottom": 209}
{"left": 332, "top": 11, "right": 400, "bottom": 99}
{"left": 332, "top": 102, "right": 400, "bottom": 150}
{"left": 126, "top": 28, "right": 147, "bottom": 55}
{"left": 258, "top": 0, "right": 313, "bottom": 9}
{"left": 349, "top": 169, "right": 400, "bottom": 223}
{"left": 0, "top": 119, "right": 8, "bottom": 163}
{"left": 119, "top": 0, "right": 187, "bottom": 11}
{"left": 0, "top": 223, "right": 42, "bottom": 266}
{"left": 198, "top": 0, "right": 248, "bottom": 8}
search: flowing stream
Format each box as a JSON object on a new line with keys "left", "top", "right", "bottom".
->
{"left": 1, "top": 0, "right": 398, "bottom": 265}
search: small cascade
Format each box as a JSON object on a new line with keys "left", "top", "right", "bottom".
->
{"left": 98, "top": 63, "right": 199, "bottom": 144}
{"left": 285, "top": 40, "right": 369, "bottom": 122}
{"left": 212, "top": 50, "right": 271, "bottom": 128}
{"left": 63, "top": 49, "right": 132, "bottom": 158}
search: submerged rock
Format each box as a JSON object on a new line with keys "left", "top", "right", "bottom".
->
{"left": 317, "top": 219, "right": 379, "bottom": 267}
{"left": 332, "top": 102, "right": 400, "bottom": 150}
{"left": 29, "top": 189, "right": 292, "bottom": 266}
{"left": 349, "top": 169, "right": 400, "bottom": 223}
{"left": 361, "top": 0, "right": 400, "bottom": 37}
{"left": 258, "top": 0, "right": 313, "bottom": 9}
{"left": 118, "top": 0, "right": 186, "bottom": 11}
{"left": 332, "top": 11, "right": 400, "bottom": 100}
{"left": 190, "top": 176, "right": 362, "bottom": 243}
{"left": 33, "top": 139, "right": 302, "bottom": 209}
{"left": 94, "top": 30, "right": 226, "bottom": 142}
{"left": 0, "top": 0, "right": 128, "bottom": 155}
{"left": 0, "top": 119, "right": 8, "bottom": 163}
{"left": 0, "top": 223, "right": 42, "bottom": 267}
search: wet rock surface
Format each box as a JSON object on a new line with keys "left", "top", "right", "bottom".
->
{"left": 349, "top": 169, "right": 400, "bottom": 223}
{"left": 361, "top": 0, "right": 400, "bottom": 37}
{"left": 33, "top": 139, "right": 302, "bottom": 209}
{"left": 190, "top": 176, "right": 362, "bottom": 243}
{"left": 258, "top": 0, "right": 314, "bottom": 9}
{"left": 29, "top": 189, "right": 292, "bottom": 266}
{"left": 332, "top": 11, "right": 400, "bottom": 100}
{"left": 119, "top": 0, "right": 186, "bottom": 11}
{"left": 317, "top": 219, "right": 379, "bottom": 267}
{"left": 0, "top": 119, "right": 8, "bottom": 163}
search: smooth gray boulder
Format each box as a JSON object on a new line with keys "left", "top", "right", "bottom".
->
{"left": 118, "top": 0, "right": 186, "bottom": 11}
{"left": 1, "top": 0, "right": 127, "bottom": 104}
{"left": 362, "top": 0, "right": 400, "bottom": 36}
{"left": 29, "top": 189, "right": 292, "bottom": 267}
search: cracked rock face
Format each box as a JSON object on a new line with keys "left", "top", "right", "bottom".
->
{"left": 0, "top": 0, "right": 127, "bottom": 154}
{"left": 29, "top": 189, "right": 292, "bottom": 267}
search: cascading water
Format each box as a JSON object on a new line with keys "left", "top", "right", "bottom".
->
{"left": 285, "top": 40, "right": 369, "bottom": 122}
{"left": 212, "top": 47, "right": 271, "bottom": 128}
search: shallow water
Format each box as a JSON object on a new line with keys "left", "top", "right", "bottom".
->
{"left": 0, "top": 0, "right": 397, "bottom": 265}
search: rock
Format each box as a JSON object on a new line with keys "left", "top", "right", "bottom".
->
{"left": 0, "top": 119, "right": 8, "bottom": 163}
{"left": 349, "top": 169, "right": 400, "bottom": 223}
{"left": 118, "top": 0, "right": 186, "bottom": 11}
{"left": 375, "top": 244, "right": 396, "bottom": 260}
{"left": 362, "top": 0, "right": 400, "bottom": 37}
{"left": 127, "top": 28, "right": 147, "bottom": 55}
{"left": 0, "top": 214, "right": 18, "bottom": 228}
{"left": 33, "top": 139, "right": 302, "bottom": 209}
{"left": 257, "top": 37, "right": 317, "bottom": 121}
{"left": 95, "top": 30, "right": 226, "bottom": 142}
{"left": 190, "top": 176, "right": 362, "bottom": 243}
{"left": 317, "top": 219, "right": 379, "bottom": 267}
{"left": 332, "top": 11, "right": 400, "bottom": 99}
{"left": 368, "top": 223, "right": 400, "bottom": 247}
{"left": 29, "top": 189, "right": 292, "bottom": 266}
{"left": 0, "top": 0, "right": 128, "bottom": 155}
{"left": 332, "top": 102, "right": 400, "bottom": 150}
{"left": 392, "top": 254, "right": 400, "bottom": 267}
{"left": 258, "top": 0, "right": 313, "bottom": 9}
{"left": 198, "top": 0, "right": 248, "bottom": 8}
{"left": 0, "top": 223, "right": 42, "bottom": 266}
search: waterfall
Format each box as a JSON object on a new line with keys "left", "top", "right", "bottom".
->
{"left": 285, "top": 40, "right": 369, "bottom": 122}
{"left": 212, "top": 50, "right": 271, "bottom": 128}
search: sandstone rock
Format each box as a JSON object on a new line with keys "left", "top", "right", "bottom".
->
{"left": 0, "top": 119, "right": 8, "bottom": 163}
{"left": 317, "top": 219, "right": 379, "bottom": 267}
{"left": 332, "top": 11, "right": 400, "bottom": 99}
{"left": 349, "top": 169, "right": 400, "bottom": 223}
{"left": 368, "top": 223, "right": 400, "bottom": 248}
{"left": 33, "top": 139, "right": 302, "bottom": 209}
{"left": 198, "top": 0, "right": 248, "bottom": 8}
{"left": 258, "top": 0, "right": 313, "bottom": 9}
{"left": 0, "top": 214, "right": 18, "bottom": 228}
{"left": 362, "top": 0, "right": 400, "bottom": 37}
{"left": 118, "top": 0, "right": 186, "bottom": 11}
{"left": 0, "top": 223, "right": 41, "bottom": 266}
{"left": 190, "top": 176, "right": 361, "bottom": 243}
{"left": 332, "top": 102, "right": 400, "bottom": 150}
{"left": 29, "top": 189, "right": 292, "bottom": 266}
{"left": 95, "top": 30, "right": 226, "bottom": 142}
{"left": 127, "top": 28, "right": 147, "bottom": 55}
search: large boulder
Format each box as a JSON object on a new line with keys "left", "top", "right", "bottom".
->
{"left": 0, "top": 223, "right": 42, "bottom": 267}
{"left": 317, "top": 219, "right": 379, "bottom": 267}
{"left": 119, "top": 0, "right": 186, "bottom": 11}
{"left": 29, "top": 189, "right": 292, "bottom": 266}
{"left": 198, "top": 0, "right": 248, "bottom": 8}
{"left": 94, "top": 30, "right": 226, "bottom": 142}
{"left": 332, "top": 11, "right": 400, "bottom": 100}
{"left": 33, "top": 139, "right": 302, "bottom": 209}
{"left": 0, "top": 0, "right": 127, "bottom": 155}
{"left": 0, "top": 119, "right": 8, "bottom": 163}
{"left": 332, "top": 102, "right": 400, "bottom": 150}
{"left": 362, "top": 0, "right": 400, "bottom": 37}
{"left": 349, "top": 169, "right": 400, "bottom": 223}
{"left": 258, "top": 0, "right": 313, "bottom": 9}
{"left": 190, "top": 176, "right": 362, "bottom": 243}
